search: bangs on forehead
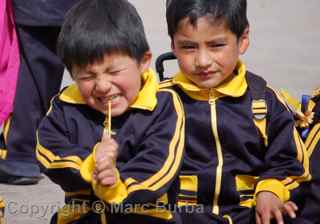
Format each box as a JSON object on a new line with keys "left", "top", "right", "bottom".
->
{"left": 180, "top": 14, "right": 227, "bottom": 30}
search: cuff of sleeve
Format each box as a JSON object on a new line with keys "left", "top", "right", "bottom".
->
{"left": 80, "top": 144, "right": 98, "bottom": 183}
{"left": 254, "top": 179, "right": 290, "bottom": 203}
{"left": 93, "top": 169, "right": 128, "bottom": 204}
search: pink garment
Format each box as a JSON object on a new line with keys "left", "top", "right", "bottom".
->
{"left": 0, "top": 0, "right": 20, "bottom": 125}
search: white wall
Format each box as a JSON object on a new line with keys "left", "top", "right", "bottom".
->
{"left": 62, "top": 0, "right": 320, "bottom": 98}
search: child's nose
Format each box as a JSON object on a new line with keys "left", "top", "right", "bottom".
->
{"left": 95, "top": 78, "right": 112, "bottom": 94}
{"left": 195, "top": 49, "right": 212, "bottom": 69}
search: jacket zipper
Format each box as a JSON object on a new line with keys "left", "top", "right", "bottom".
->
{"left": 209, "top": 89, "right": 223, "bottom": 215}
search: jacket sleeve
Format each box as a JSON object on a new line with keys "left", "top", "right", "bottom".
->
{"left": 254, "top": 89, "right": 310, "bottom": 202}
{"left": 36, "top": 96, "right": 91, "bottom": 192}
{"left": 292, "top": 101, "right": 320, "bottom": 223}
{"left": 81, "top": 89, "right": 185, "bottom": 205}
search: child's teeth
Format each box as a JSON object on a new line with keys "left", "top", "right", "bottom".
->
{"left": 110, "top": 95, "right": 118, "bottom": 100}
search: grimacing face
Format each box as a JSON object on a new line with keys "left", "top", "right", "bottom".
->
{"left": 72, "top": 52, "right": 151, "bottom": 116}
{"left": 172, "top": 16, "right": 249, "bottom": 89}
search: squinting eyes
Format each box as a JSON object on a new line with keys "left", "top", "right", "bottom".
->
{"left": 78, "top": 76, "right": 94, "bottom": 81}
{"left": 211, "top": 43, "right": 226, "bottom": 47}
{"left": 181, "top": 45, "right": 195, "bottom": 49}
{"left": 179, "top": 44, "right": 226, "bottom": 50}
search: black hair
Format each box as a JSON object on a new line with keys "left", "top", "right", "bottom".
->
{"left": 166, "top": 0, "right": 248, "bottom": 39}
{"left": 57, "top": 0, "right": 150, "bottom": 72}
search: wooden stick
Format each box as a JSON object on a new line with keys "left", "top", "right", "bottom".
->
{"left": 103, "top": 100, "right": 112, "bottom": 137}
{"left": 107, "top": 100, "right": 112, "bottom": 137}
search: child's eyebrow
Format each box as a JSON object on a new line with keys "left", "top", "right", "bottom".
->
{"left": 176, "top": 40, "right": 197, "bottom": 45}
{"left": 208, "top": 37, "right": 227, "bottom": 43}
{"left": 176, "top": 37, "right": 227, "bottom": 45}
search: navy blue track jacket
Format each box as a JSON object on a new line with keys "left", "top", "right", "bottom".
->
{"left": 160, "top": 62, "right": 310, "bottom": 224}
{"left": 37, "top": 70, "right": 185, "bottom": 224}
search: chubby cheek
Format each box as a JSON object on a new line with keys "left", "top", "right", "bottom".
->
{"left": 220, "top": 59, "right": 237, "bottom": 77}
{"left": 177, "top": 57, "right": 194, "bottom": 75}
{"left": 77, "top": 83, "right": 95, "bottom": 103}
{"left": 122, "top": 79, "right": 141, "bottom": 104}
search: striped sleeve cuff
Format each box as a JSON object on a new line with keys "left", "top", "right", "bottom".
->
{"left": 254, "top": 179, "right": 290, "bottom": 203}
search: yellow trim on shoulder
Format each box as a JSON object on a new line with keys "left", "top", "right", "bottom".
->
{"left": 254, "top": 179, "right": 290, "bottom": 203}
{"left": 36, "top": 133, "right": 83, "bottom": 170}
{"left": 271, "top": 87, "right": 292, "bottom": 112}
{"left": 279, "top": 89, "right": 301, "bottom": 111}
{"left": 128, "top": 89, "right": 185, "bottom": 192}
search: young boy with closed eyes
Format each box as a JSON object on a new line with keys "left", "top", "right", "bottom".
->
{"left": 36, "top": 0, "right": 185, "bottom": 223}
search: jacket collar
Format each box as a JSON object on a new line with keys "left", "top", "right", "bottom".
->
{"left": 172, "top": 61, "right": 248, "bottom": 100}
{"left": 59, "top": 68, "right": 158, "bottom": 111}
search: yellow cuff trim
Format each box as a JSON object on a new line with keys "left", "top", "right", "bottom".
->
{"left": 93, "top": 169, "right": 128, "bottom": 204}
{"left": 80, "top": 145, "right": 98, "bottom": 183}
{"left": 0, "top": 149, "right": 7, "bottom": 160}
{"left": 255, "top": 179, "right": 290, "bottom": 202}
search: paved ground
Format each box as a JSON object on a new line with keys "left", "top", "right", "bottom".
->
{"left": 1, "top": 0, "right": 320, "bottom": 223}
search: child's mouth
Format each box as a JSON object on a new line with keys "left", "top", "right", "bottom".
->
{"left": 98, "top": 94, "right": 120, "bottom": 105}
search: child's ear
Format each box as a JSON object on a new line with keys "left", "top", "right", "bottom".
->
{"left": 171, "top": 40, "right": 176, "bottom": 56}
{"left": 239, "top": 26, "right": 250, "bottom": 54}
{"left": 139, "top": 51, "right": 152, "bottom": 73}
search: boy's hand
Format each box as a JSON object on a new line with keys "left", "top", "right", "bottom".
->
{"left": 255, "top": 191, "right": 298, "bottom": 224}
{"left": 94, "top": 132, "right": 118, "bottom": 186}
{"left": 283, "top": 201, "right": 298, "bottom": 219}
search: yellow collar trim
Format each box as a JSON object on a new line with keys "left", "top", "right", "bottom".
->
{"left": 172, "top": 61, "right": 248, "bottom": 101}
{"left": 59, "top": 68, "right": 158, "bottom": 111}
{"left": 59, "top": 85, "right": 86, "bottom": 104}
{"left": 130, "top": 69, "right": 158, "bottom": 111}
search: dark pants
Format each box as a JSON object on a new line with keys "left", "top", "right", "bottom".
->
{"left": 0, "top": 25, "right": 64, "bottom": 177}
